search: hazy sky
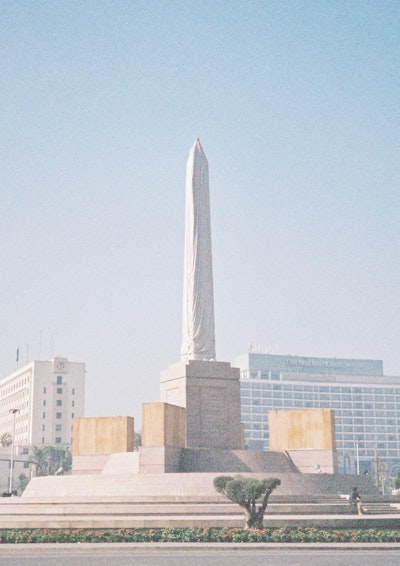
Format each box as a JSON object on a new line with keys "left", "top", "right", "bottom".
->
{"left": 1, "top": 1, "right": 399, "bottom": 425}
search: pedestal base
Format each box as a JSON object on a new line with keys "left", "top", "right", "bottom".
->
{"left": 160, "top": 360, "right": 243, "bottom": 449}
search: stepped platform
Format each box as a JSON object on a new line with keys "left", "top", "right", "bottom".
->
{"left": 1, "top": 492, "right": 400, "bottom": 529}
{"left": 0, "top": 470, "right": 394, "bottom": 529}
{"left": 1, "top": 459, "right": 391, "bottom": 529}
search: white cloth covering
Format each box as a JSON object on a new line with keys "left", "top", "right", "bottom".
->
{"left": 181, "top": 139, "right": 216, "bottom": 361}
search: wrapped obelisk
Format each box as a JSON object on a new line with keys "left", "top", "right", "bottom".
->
{"left": 159, "top": 139, "right": 243, "bottom": 452}
{"left": 181, "top": 138, "right": 216, "bottom": 361}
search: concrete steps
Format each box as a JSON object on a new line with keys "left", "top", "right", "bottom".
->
{"left": 0, "top": 499, "right": 353, "bottom": 517}
{"left": 8, "top": 470, "right": 393, "bottom": 528}
{"left": 0, "top": 490, "right": 399, "bottom": 529}
{"left": 0, "top": 505, "right": 399, "bottom": 529}
{"left": 1, "top": 493, "right": 399, "bottom": 527}
{"left": 361, "top": 502, "right": 400, "bottom": 515}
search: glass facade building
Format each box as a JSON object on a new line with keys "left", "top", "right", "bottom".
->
{"left": 236, "top": 353, "right": 400, "bottom": 478}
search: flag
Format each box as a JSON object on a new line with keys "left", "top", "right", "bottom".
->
{"left": 16, "top": 347, "right": 19, "bottom": 363}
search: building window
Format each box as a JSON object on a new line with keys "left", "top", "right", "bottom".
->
{"left": 57, "top": 376, "right": 62, "bottom": 385}
{"left": 72, "top": 400, "right": 74, "bottom": 407}
{"left": 56, "top": 424, "right": 62, "bottom": 432}
{"left": 42, "top": 437, "right": 45, "bottom": 444}
{"left": 43, "top": 400, "right": 46, "bottom": 406}
{"left": 57, "top": 388, "right": 63, "bottom": 394}
{"left": 23, "top": 462, "right": 30, "bottom": 468}
{"left": 55, "top": 437, "right": 61, "bottom": 444}
{"left": 56, "top": 412, "right": 62, "bottom": 419}
{"left": 22, "top": 447, "right": 28, "bottom": 454}
{"left": 42, "top": 425, "right": 45, "bottom": 432}
{"left": 56, "top": 400, "right": 62, "bottom": 406}
{"left": 43, "top": 387, "right": 46, "bottom": 394}
{"left": 43, "top": 412, "right": 46, "bottom": 419}
{"left": 72, "top": 413, "right": 74, "bottom": 419}
{"left": 72, "top": 388, "right": 75, "bottom": 395}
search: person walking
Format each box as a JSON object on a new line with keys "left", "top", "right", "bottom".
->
{"left": 349, "top": 487, "right": 362, "bottom": 514}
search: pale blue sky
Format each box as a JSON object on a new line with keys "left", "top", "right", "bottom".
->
{"left": 1, "top": 1, "right": 399, "bottom": 423}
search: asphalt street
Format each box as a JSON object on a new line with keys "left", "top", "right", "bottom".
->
{"left": 1, "top": 546, "right": 400, "bottom": 566}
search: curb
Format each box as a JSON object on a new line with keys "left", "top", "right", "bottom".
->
{"left": 1, "top": 542, "right": 400, "bottom": 552}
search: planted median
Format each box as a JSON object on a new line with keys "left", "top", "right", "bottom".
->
{"left": 1, "top": 527, "right": 400, "bottom": 544}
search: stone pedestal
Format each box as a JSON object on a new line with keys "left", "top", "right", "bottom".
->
{"left": 72, "top": 416, "right": 134, "bottom": 456}
{"left": 268, "top": 408, "right": 336, "bottom": 451}
{"left": 138, "top": 446, "right": 183, "bottom": 474}
{"left": 142, "top": 402, "right": 186, "bottom": 448}
{"left": 160, "top": 360, "right": 243, "bottom": 450}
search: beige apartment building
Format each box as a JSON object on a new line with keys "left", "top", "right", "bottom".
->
{"left": 0, "top": 356, "right": 85, "bottom": 448}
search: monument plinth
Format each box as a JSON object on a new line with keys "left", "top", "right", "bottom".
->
{"left": 160, "top": 359, "right": 242, "bottom": 450}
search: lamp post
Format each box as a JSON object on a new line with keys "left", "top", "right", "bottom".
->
{"left": 355, "top": 439, "right": 360, "bottom": 475}
{"left": 374, "top": 444, "right": 380, "bottom": 488}
{"left": 8, "top": 409, "right": 20, "bottom": 495}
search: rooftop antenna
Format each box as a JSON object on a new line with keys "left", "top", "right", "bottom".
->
{"left": 38, "top": 329, "right": 42, "bottom": 360}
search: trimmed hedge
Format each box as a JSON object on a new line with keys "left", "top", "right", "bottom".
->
{"left": 1, "top": 527, "right": 400, "bottom": 544}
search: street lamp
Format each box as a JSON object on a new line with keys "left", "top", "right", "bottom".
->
{"left": 355, "top": 438, "right": 361, "bottom": 475}
{"left": 9, "top": 409, "right": 20, "bottom": 495}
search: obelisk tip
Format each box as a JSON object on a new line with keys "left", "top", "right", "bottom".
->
{"left": 192, "top": 137, "right": 205, "bottom": 156}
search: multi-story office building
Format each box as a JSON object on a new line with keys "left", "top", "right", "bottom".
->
{"left": 0, "top": 356, "right": 85, "bottom": 448}
{"left": 236, "top": 353, "right": 400, "bottom": 478}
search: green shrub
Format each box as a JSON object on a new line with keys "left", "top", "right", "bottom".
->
{"left": 1, "top": 527, "right": 400, "bottom": 544}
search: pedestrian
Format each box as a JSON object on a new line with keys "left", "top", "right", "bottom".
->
{"left": 349, "top": 487, "right": 362, "bottom": 514}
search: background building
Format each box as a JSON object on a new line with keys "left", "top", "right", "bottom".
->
{"left": 236, "top": 353, "right": 400, "bottom": 483}
{"left": 0, "top": 356, "right": 85, "bottom": 493}
{"left": 0, "top": 357, "right": 85, "bottom": 447}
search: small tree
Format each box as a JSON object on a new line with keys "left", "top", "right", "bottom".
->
{"left": 30, "top": 445, "right": 72, "bottom": 476}
{"left": 134, "top": 431, "right": 142, "bottom": 451}
{"left": 214, "top": 475, "right": 281, "bottom": 530}
{"left": 17, "top": 473, "right": 29, "bottom": 493}
{"left": 0, "top": 432, "right": 12, "bottom": 447}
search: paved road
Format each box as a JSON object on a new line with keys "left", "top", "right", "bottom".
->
{"left": 1, "top": 546, "right": 400, "bottom": 566}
